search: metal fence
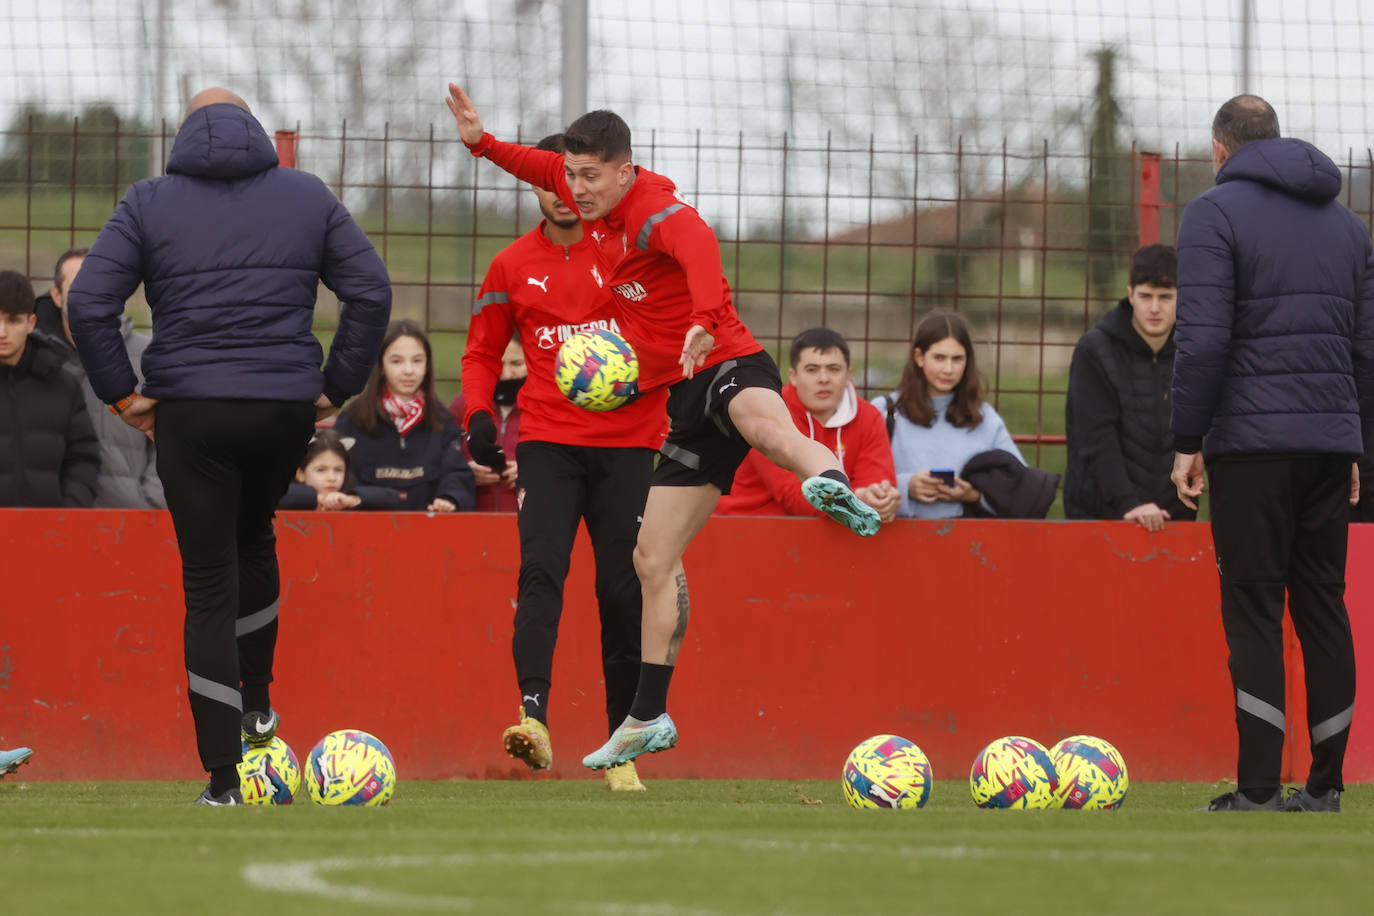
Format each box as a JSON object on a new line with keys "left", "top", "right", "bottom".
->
{"left": 7, "top": 119, "right": 1374, "bottom": 473}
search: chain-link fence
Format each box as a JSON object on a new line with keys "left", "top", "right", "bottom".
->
{"left": 5, "top": 0, "right": 1374, "bottom": 482}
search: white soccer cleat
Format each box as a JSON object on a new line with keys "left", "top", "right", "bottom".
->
{"left": 582, "top": 714, "right": 678, "bottom": 770}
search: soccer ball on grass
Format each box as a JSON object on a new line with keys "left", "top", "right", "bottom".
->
{"left": 969, "top": 735, "right": 1059, "bottom": 809}
{"left": 305, "top": 729, "right": 397, "bottom": 806}
{"left": 237, "top": 736, "right": 300, "bottom": 805}
{"left": 842, "top": 734, "right": 933, "bottom": 809}
{"left": 1050, "top": 735, "right": 1129, "bottom": 809}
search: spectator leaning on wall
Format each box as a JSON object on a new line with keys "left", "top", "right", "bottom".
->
{"left": 0, "top": 269, "right": 99, "bottom": 508}
{"left": 717, "top": 327, "right": 899, "bottom": 523}
{"left": 1064, "top": 243, "right": 1192, "bottom": 532}
{"left": 43, "top": 247, "right": 165, "bottom": 509}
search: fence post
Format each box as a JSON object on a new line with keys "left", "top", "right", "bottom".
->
{"left": 274, "top": 130, "right": 297, "bottom": 168}
{"left": 1138, "top": 151, "right": 1162, "bottom": 246}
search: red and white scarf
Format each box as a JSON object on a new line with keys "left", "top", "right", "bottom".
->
{"left": 382, "top": 389, "right": 425, "bottom": 437}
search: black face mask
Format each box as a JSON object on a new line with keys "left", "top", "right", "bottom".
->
{"left": 493, "top": 376, "right": 525, "bottom": 407}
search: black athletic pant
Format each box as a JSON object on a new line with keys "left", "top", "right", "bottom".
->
{"left": 513, "top": 442, "right": 654, "bottom": 735}
{"left": 1209, "top": 454, "right": 1358, "bottom": 795}
{"left": 156, "top": 399, "right": 316, "bottom": 771}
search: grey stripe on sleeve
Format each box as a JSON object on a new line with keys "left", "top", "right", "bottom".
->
{"left": 472, "top": 290, "right": 509, "bottom": 315}
{"left": 636, "top": 203, "right": 687, "bottom": 251}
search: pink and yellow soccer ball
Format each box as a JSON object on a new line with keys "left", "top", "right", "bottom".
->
{"left": 969, "top": 735, "right": 1059, "bottom": 809}
{"left": 237, "top": 737, "right": 301, "bottom": 805}
{"left": 554, "top": 328, "right": 640, "bottom": 411}
{"left": 842, "top": 734, "right": 933, "bottom": 809}
{"left": 305, "top": 729, "right": 397, "bottom": 807}
{"left": 1050, "top": 735, "right": 1129, "bottom": 809}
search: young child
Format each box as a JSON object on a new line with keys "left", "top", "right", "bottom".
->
{"left": 278, "top": 429, "right": 392, "bottom": 510}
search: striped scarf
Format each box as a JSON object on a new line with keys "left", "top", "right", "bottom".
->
{"left": 382, "top": 389, "right": 425, "bottom": 437}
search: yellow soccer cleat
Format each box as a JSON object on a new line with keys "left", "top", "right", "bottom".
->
{"left": 502, "top": 706, "right": 553, "bottom": 772}
{"left": 604, "top": 760, "right": 647, "bottom": 792}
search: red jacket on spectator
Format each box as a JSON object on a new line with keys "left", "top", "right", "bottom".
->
{"left": 717, "top": 381, "right": 895, "bottom": 516}
{"left": 451, "top": 391, "right": 521, "bottom": 512}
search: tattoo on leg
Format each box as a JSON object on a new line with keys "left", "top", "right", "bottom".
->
{"left": 666, "top": 571, "right": 690, "bottom": 664}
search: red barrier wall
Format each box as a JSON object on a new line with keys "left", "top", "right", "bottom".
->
{"left": 1, "top": 511, "right": 1369, "bottom": 783}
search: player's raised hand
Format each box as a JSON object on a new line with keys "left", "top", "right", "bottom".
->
{"left": 680, "top": 325, "right": 715, "bottom": 379}
{"left": 445, "top": 83, "right": 485, "bottom": 145}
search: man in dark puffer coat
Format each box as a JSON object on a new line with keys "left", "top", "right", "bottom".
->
{"left": 0, "top": 270, "right": 99, "bottom": 507}
{"left": 66, "top": 89, "right": 392, "bottom": 805}
{"left": 1065, "top": 244, "right": 1193, "bottom": 529}
{"left": 1171, "top": 95, "right": 1374, "bottom": 814}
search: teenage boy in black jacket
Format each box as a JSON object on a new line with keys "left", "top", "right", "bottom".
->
{"left": 1064, "top": 244, "right": 1193, "bottom": 531}
{"left": 0, "top": 270, "right": 99, "bottom": 507}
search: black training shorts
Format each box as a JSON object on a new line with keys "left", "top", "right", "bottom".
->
{"left": 653, "top": 348, "right": 783, "bottom": 493}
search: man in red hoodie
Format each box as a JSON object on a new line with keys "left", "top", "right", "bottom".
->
{"left": 718, "top": 329, "right": 899, "bottom": 522}
{"left": 447, "top": 85, "right": 882, "bottom": 771}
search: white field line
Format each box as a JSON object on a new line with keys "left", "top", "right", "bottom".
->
{"left": 242, "top": 849, "right": 725, "bottom": 915}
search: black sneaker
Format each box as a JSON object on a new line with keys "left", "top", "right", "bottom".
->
{"left": 1282, "top": 786, "right": 1341, "bottom": 812}
{"left": 1197, "top": 790, "right": 1281, "bottom": 812}
{"left": 193, "top": 785, "right": 244, "bottom": 806}
{"left": 241, "top": 709, "right": 280, "bottom": 747}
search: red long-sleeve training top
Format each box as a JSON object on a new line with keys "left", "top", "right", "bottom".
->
{"left": 466, "top": 133, "right": 763, "bottom": 391}
{"left": 461, "top": 220, "right": 668, "bottom": 448}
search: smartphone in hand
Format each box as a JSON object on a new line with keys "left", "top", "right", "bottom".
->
{"left": 931, "top": 469, "right": 957, "bottom": 487}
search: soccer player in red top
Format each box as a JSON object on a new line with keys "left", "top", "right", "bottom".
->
{"left": 460, "top": 135, "right": 669, "bottom": 791}
{"left": 447, "top": 84, "right": 882, "bottom": 770}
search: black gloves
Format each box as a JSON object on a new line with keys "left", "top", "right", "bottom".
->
{"left": 464, "top": 409, "right": 506, "bottom": 472}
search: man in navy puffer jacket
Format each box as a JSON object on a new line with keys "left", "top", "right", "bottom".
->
{"left": 1171, "top": 95, "right": 1374, "bottom": 813}
{"left": 66, "top": 89, "right": 392, "bottom": 805}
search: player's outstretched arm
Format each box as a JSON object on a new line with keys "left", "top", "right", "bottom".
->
{"left": 445, "top": 83, "right": 485, "bottom": 146}
{"left": 444, "top": 81, "right": 568, "bottom": 198}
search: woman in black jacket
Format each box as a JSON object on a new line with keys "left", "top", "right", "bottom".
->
{"left": 333, "top": 320, "right": 475, "bottom": 511}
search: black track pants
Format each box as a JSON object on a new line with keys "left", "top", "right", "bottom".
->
{"left": 1209, "top": 454, "right": 1357, "bottom": 794}
{"left": 156, "top": 399, "right": 316, "bottom": 771}
{"left": 512, "top": 442, "right": 653, "bottom": 735}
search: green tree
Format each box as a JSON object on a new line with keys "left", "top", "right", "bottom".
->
{"left": 0, "top": 103, "right": 152, "bottom": 191}
{"left": 1086, "top": 47, "right": 1132, "bottom": 304}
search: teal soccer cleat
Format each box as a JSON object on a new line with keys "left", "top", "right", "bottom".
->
{"left": 582, "top": 714, "right": 678, "bottom": 770}
{"left": 0, "top": 747, "right": 33, "bottom": 778}
{"left": 801, "top": 476, "right": 882, "bottom": 537}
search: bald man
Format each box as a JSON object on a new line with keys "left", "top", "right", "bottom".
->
{"left": 68, "top": 88, "right": 392, "bottom": 805}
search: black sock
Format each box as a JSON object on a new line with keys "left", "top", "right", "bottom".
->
{"left": 819, "top": 469, "right": 850, "bottom": 487}
{"left": 242, "top": 684, "right": 270, "bottom": 715}
{"left": 629, "top": 663, "right": 675, "bottom": 721}
{"left": 1241, "top": 786, "right": 1277, "bottom": 804}
{"left": 210, "top": 764, "right": 239, "bottom": 796}
{"left": 519, "top": 678, "right": 551, "bottom": 725}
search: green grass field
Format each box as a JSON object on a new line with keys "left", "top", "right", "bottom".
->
{"left": 3, "top": 779, "right": 1367, "bottom": 914}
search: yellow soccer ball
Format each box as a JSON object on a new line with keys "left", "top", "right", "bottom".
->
{"left": 1050, "top": 735, "right": 1129, "bottom": 809}
{"left": 969, "top": 735, "right": 1059, "bottom": 809}
{"left": 305, "top": 729, "right": 397, "bottom": 807}
{"left": 842, "top": 734, "right": 933, "bottom": 809}
{"left": 554, "top": 329, "right": 640, "bottom": 411}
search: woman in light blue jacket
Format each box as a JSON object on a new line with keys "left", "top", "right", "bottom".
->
{"left": 873, "top": 311, "right": 1024, "bottom": 519}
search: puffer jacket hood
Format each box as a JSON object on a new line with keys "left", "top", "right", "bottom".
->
{"left": 166, "top": 103, "right": 278, "bottom": 181}
{"left": 1217, "top": 137, "right": 1341, "bottom": 204}
{"left": 1096, "top": 297, "right": 1174, "bottom": 357}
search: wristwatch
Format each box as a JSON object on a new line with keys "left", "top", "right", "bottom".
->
{"left": 109, "top": 393, "right": 138, "bottom": 415}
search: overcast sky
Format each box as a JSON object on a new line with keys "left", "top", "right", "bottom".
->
{"left": 2, "top": 0, "right": 1370, "bottom": 153}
